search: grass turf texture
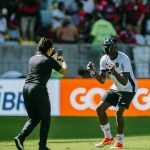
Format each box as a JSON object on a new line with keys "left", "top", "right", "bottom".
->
{"left": 0, "top": 117, "right": 150, "bottom": 150}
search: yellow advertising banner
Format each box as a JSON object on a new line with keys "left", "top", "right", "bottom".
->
{"left": 60, "top": 79, "right": 150, "bottom": 116}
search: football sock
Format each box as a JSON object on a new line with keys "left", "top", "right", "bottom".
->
{"left": 100, "top": 123, "right": 112, "bottom": 138}
{"left": 116, "top": 134, "right": 124, "bottom": 144}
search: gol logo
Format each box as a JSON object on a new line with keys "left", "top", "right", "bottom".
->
{"left": 70, "top": 88, "right": 105, "bottom": 110}
{"left": 132, "top": 88, "right": 150, "bottom": 111}
{"left": 70, "top": 88, "right": 150, "bottom": 111}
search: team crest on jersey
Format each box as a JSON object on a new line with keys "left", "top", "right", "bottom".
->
{"left": 115, "top": 62, "right": 119, "bottom": 68}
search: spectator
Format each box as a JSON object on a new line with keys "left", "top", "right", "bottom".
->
{"left": 144, "top": 0, "right": 150, "bottom": 35}
{"left": 94, "top": 0, "right": 108, "bottom": 12}
{"left": 134, "top": 25, "right": 146, "bottom": 45}
{"left": 124, "top": 0, "right": 145, "bottom": 34}
{"left": 20, "top": 0, "right": 39, "bottom": 41}
{"left": 56, "top": 16, "right": 78, "bottom": 43}
{"left": 90, "top": 13, "right": 117, "bottom": 45}
{"left": 0, "top": 8, "right": 8, "bottom": 42}
{"left": 78, "top": 2, "right": 87, "bottom": 33}
{"left": 118, "top": 24, "right": 136, "bottom": 73}
{"left": 113, "top": 0, "right": 122, "bottom": 8}
{"left": 66, "top": 0, "right": 80, "bottom": 26}
{"left": 51, "top": 2, "right": 65, "bottom": 32}
{"left": 7, "top": 0, "right": 21, "bottom": 41}
{"left": 119, "top": 24, "right": 136, "bottom": 44}
{"left": 82, "top": 13, "right": 94, "bottom": 42}
{"left": 82, "top": 0, "right": 95, "bottom": 13}
{"left": 102, "top": 0, "right": 121, "bottom": 24}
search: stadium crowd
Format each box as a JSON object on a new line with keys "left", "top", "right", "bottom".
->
{"left": 0, "top": 0, "right": 150, "bottom": 45}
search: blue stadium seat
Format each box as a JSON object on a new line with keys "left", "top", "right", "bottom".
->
{"left": 40, "top": 10, "right": 52, "bottom": 27}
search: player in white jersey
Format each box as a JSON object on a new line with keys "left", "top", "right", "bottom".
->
{"left": 87, "top": 37, "right": 137, "bottom": 149}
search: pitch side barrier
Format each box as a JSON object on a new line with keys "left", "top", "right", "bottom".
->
{"left": 0, "top": 79, "right": 150, "bottom": 116}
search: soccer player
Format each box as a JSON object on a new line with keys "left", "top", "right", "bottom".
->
{"left": 87, "top": 37, "right": 137, "bottom": 149}
{"left": 14, "top": 37, "right": 68, "bottom": 150}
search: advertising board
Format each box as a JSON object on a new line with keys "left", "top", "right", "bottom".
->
{"left": 60, "top": 79, "right": 150, "bottom": 116}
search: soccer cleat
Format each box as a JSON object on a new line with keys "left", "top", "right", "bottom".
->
{"left": 14, "top": 136, "right": 24, "bottom": 150}
{"left": 110, "top": 142, "right": 123, "bottom": 149}
{"left": 95, "top": 137, "right": 114, "bottom": 148}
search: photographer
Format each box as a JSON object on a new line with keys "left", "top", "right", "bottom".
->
{"left": 14, "top": 37, "right": 68, "bottom": 150}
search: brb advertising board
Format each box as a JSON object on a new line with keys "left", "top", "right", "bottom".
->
{"left": 0, "top": 79, "right": 60, "bottom": 116}
{"left": 60, "top": 79, "right": 150, "bottom": 116}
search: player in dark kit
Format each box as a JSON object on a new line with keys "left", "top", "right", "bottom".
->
{"left": 87, "top": 37, "right": 137, "bottom": 149}
{"left": 14, "top": 37, "right": 68, "bottom": 150}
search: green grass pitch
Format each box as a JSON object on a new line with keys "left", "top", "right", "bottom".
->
{"left": 0, "top": 116, "right": 150, "bottom": 150}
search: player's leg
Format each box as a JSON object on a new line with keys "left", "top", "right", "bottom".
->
{"left": 96, "top": 101, "right": 110, "bottom": 125}
{"left": 20, "top": 85, "right": 41, "bottom": 137}
{"left": 116, "top": 106, "right": 125, "bottom": 134}
{"left": 96, "top": 101, "right": 112, "bottom": 138}
{"left": 14, "top": 84, "right": 40, "bottom": 150}
{"left": 34, "top": 86, "right": 51, "bottom": 150}
{"left": 95, "top": 101, "right": 114, "bottom": 148}
{"left": 95, "top": 90, "right": 119, "bottom": 148}
{"left": 110, "top": 92, "right": 136, "bottom": 149}
{"left": 110, "top": 106, "right": 125, "bottom": 149}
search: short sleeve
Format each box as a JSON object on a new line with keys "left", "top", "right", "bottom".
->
{"left": 50, "top": 57, "right": 62, "bottom": 71}
{"left": 100, "top": 56, "right": 107, "bottom": 71}
{"left": 121, "top": 55, "right": 132, "bottom": 72}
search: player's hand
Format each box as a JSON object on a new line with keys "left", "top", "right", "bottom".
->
{"left": 52, "top": 54, "right": 64, "bottom": 62}
{"left": 108, "top": 63, "right": 115, "bottom": 74}
{"left": 86, "top": 62, "right": 95, "bottom": 71}
{"left": 57, "top": 56, "right": 65, "bottom": 62}
{"left": 52, "top": 53, "right": 58, "bottom": 60}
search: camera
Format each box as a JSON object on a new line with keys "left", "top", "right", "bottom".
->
{"left": 57, "top": 49, "right": 63, "bottom": 56}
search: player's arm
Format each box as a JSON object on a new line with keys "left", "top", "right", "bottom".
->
{"left": 52, "top": 55, "right": 68, "bottom": 75}
{"left": 95, "top": 70, "right": 107, "bottom": 84}
{"left": 58, "top": 56, "right": 68, "bottom": 75}
{"left": 109, "top": 64, "right": 129, "bottom": 86}
{"left": 86, "top": 62, "right": 106, "bottom": 84}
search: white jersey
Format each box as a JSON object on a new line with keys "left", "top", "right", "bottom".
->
{"left": 100, "top": 51, "right": 137, "bottom": 92}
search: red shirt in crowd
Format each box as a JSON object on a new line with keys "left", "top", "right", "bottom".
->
{"left": 119, "top": 30, "right": 136, "bottom": 44}
{"left": 125, "top": 1, "right": 145, "bottom": 25}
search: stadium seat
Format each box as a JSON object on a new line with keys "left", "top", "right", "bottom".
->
{"left": 40, "top": 10, "right": 52, "bottom": 27}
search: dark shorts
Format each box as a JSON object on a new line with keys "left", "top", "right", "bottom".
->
{"left": 102, "top": 89, "right": 136, "bottom": 109}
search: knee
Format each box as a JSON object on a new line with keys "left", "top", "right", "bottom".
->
{"left": 41, "top": 116, "right": 51, "bottom": 123}
{"left": 96, "top": 105, "right": 105, "bottom": 115}
{"left": 41, "top": 118, "right": 50, "bottom": 128}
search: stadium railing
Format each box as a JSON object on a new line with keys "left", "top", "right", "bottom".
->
{"left": 0, "top": 43, "right": 149, "bottom": 78}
